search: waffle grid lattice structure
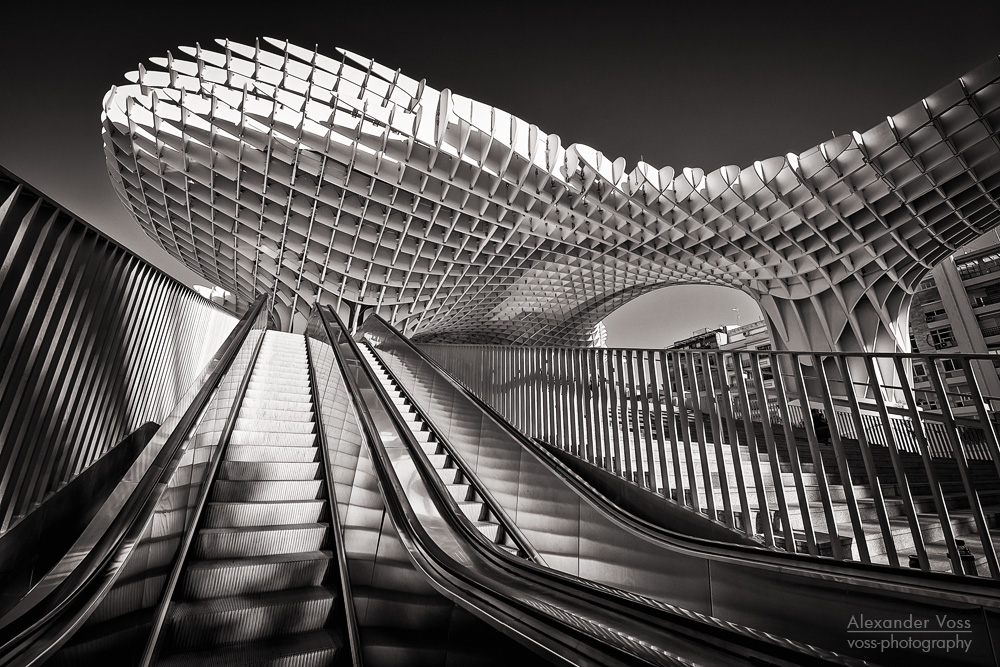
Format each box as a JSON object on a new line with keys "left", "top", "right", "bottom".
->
{"left": 102, "top": 38, "right": 1000, "bottom": 349}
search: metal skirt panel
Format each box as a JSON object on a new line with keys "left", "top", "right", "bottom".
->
{"left": 0, "top": 170, "right": 237, "bottom": 534}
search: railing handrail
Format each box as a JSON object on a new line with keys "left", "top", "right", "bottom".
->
{"left": 0, "top": 295, "right": 268, "bottom": 667}
{"left": 381, "top": 319, "right": 1000, "bottom": 595}
{"left": 418, "top": 338, "right": 1000, "bottom": 579}
{"left": 303, "top": 316, "right": 363, "bottom": 666}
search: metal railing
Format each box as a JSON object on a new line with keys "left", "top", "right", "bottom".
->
{"left": 422, "top": 344, "right": 1000, "bottom": 578}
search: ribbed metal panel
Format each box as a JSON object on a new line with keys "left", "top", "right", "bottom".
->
{"left": 193, "top": 524, "right": 328, "bottom": 560}
{"left": 0, "top": 167, "right": 237, "bottom": 534}
{"left": 155, "top": 630, "right": 342, "bottom": 667}
{"left": 179, "top": 552, "right": 331, "bottom": 599}
{"left": 210, "top": 480, "right": 324, "bottom": 503}
{"left": 201, "top": 500, "right": 326, "bottom": 528}
{"left": 167, "top": 588, "right": 336, "bottom": 649}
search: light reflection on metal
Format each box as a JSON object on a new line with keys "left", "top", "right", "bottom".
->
{"left": 0, "top": 167, "right": 237, "bottom": 535}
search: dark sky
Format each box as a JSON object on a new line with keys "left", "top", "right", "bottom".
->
{"left": 2, "top": 2, "right": 998, "bottom": 346}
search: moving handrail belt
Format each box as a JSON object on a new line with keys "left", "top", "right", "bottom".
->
{"left": 326, "top": 307, "right": 860, "bottom": 666}
{"left": 358, "top": 312, "right": 1000, "bottom": 667}
{"left": 0, "top": 296, "right": 269, "bottom": 667}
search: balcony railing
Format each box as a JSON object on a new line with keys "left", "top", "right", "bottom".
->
{"left": 971, "top": 293, "right": 1000, "bottom": 309}
{"left": 422, "top": 343, "right": 1000, "bottom": 579}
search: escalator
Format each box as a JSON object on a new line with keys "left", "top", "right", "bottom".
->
{"left": 151, "top": 331, "right": 345, "bottom": 665}
{"left": 43, "top": 325, "right": 547, "bottom": 667}
{"left": 12, "top": 305, "right": 997, "bottom": 665}
{"left": 319, "top": 307, "right": 861, "bottom": 667}
{"left": 357, "top": 313, "right": 1000, "bottom": 667}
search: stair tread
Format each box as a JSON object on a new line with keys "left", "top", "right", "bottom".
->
{"left": 156, "top": 629, "right": 343, "bottom": 667}
{"left": 172, "top": 585, "right": 336, "bottom": 617}
{"left": 199, "top": 522, "right": 329, "bottom": 535}
{"left": 184, "top": 550, "right": 333, "bottom": 570}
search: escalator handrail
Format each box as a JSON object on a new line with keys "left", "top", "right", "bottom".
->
{"left": 331, "top": 309, "right": 862, "bottom": 666}
{"left": 358, "top": 315, "right": 1000, "bottom": 605}
{"left": 137, "top": 318, "right": 267, "bottom": 667}
{"left": 0, "top": 295, "right": 268, "bottom": 667}
{"left": 317, "top": 307, "right": 637, "bottom": 666}
{"left": 303, "top": 326, "right": 364, "bottom": 666}
{"left": 357, "top": 340, "right": 543, "bottom": 564}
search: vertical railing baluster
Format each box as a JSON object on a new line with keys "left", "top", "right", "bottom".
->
{"left": 661, "top": 353, "right": 686, "bottom": 505}
{"left": 718, "top": 352, "right": 754, "bottom": 536}
{"left": 790, "top": 355, "right": 846, "bottom": 560}
{"left": 959, "top": 356, "right": 1000, "bottom": 485}
{"left": 833, "top": 356, "right": 895, "bottom": 565}
{"left": 594, "top": 349, "right": 605, "bottom": 468}
{"left": 702, "top": 351, "right": 734, "bottom": 528}
{"left": 769, "top": 352, "right": 820, "bottom": 555}
{"left": 672, "top": 351, "right": 700, "bottom": 511}
{"left": 686, "top": 351, "right": 716, "bottom": 519}
{"left": 608, "top": 350, "right": 623, "bottom": 477}
{"left": 579, "top": 350, "right": 589, "bottom": 460}
{"left": 570, "top": 349, "right": 582, "bottom": 458}
{"left": 746, "top": 352, "right": 796, "bottom": 552}
{"left": 564, "top": 348, "right": 575, "bottom": 455}
{"left": 628, "top": 350, "right": 647, "bottom": 487}
{"left": 618, "top": 350, "right": 635, "bottom": 484}
{"left": 556, "top": 348, "right": 567, "bottom": 452}
{"left": 637, "top": 351, "right": 657, "bottom": 491}
{"left": 731, "top": 352, "right": 774, "bottom": 546}
{"left": 862, "top": 355, "right": 930, "bottom": 571}
{"left": 924, "top": 357, "right": 998, "bottom": 577}
{"left": 546, "top": 348, "right": 556, "bottom": 446}
{"left": 598, "top": 349, "right": 613, "bottom": 472}
{"left": 649, "top": 351, "right": 670, "bottom": 499}
{"left": 532, "top": 347, "right": 541, "bottom": 441}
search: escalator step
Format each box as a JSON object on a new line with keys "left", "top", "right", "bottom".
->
{"left": 458, "top": 501, "right": 485, "bottom": 522}
{"left": 229, "top": 407, "right": 314, "bottom": 423}
{"left": 411, "top": 429, "right": 434, "bottom": 443}
{"left": 211, "top": 480, "right": 324, "bottom": 502}
{"left": 226, "top": 445, "right": 319, "bottom": 463}
{"left": 156, "top": 629, "right": 343, "bottom": 667}
{"left": 167, "top": 587, "right": 337, "bottom": 650}
{"left": 179, "top": 551, "right": 333, "bottom": 599}
{"left": 233, "top": 418, "right": 315, "bottom": 434}
{"left": 240, "top": 397, "right": 313, "bottom": 413}
{"left": 474, "top": 522, "right": 500, "bottom": 542}
{"left": 194, "top": 523, "right": 328, "bottom": 559}
{"left": 427, "top": 454, "right": 449, "bottom": 468}
{"left": 202, "top": 500, "right": 326, "bottom": 528}
{"left": 219, "top": 461, "right": 322, "bottom": 481}
{"left": 228, "top": 431, "right": 317, "bottom": 448}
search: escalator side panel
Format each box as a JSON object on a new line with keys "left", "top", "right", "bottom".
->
{"left": 363, "top": 326, "right": 714, "bottom": 613}
{"left": 48, "top": 329, "right": 263, "bottom": 665}
{"left": 307, "top": 334, "right": 541, "bottom": 666}
{"left": 362, "top": 320, "right": 1000, "bottom": 667}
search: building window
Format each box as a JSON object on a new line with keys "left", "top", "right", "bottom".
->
{"left": 924, "top": 308, "right": 947, "bottom": 323}
{"left": 927, "top": 328, "right": 956, "bottom": 350}
{"left": 957, "top": 251, "right": 1000, "bottom": 280}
